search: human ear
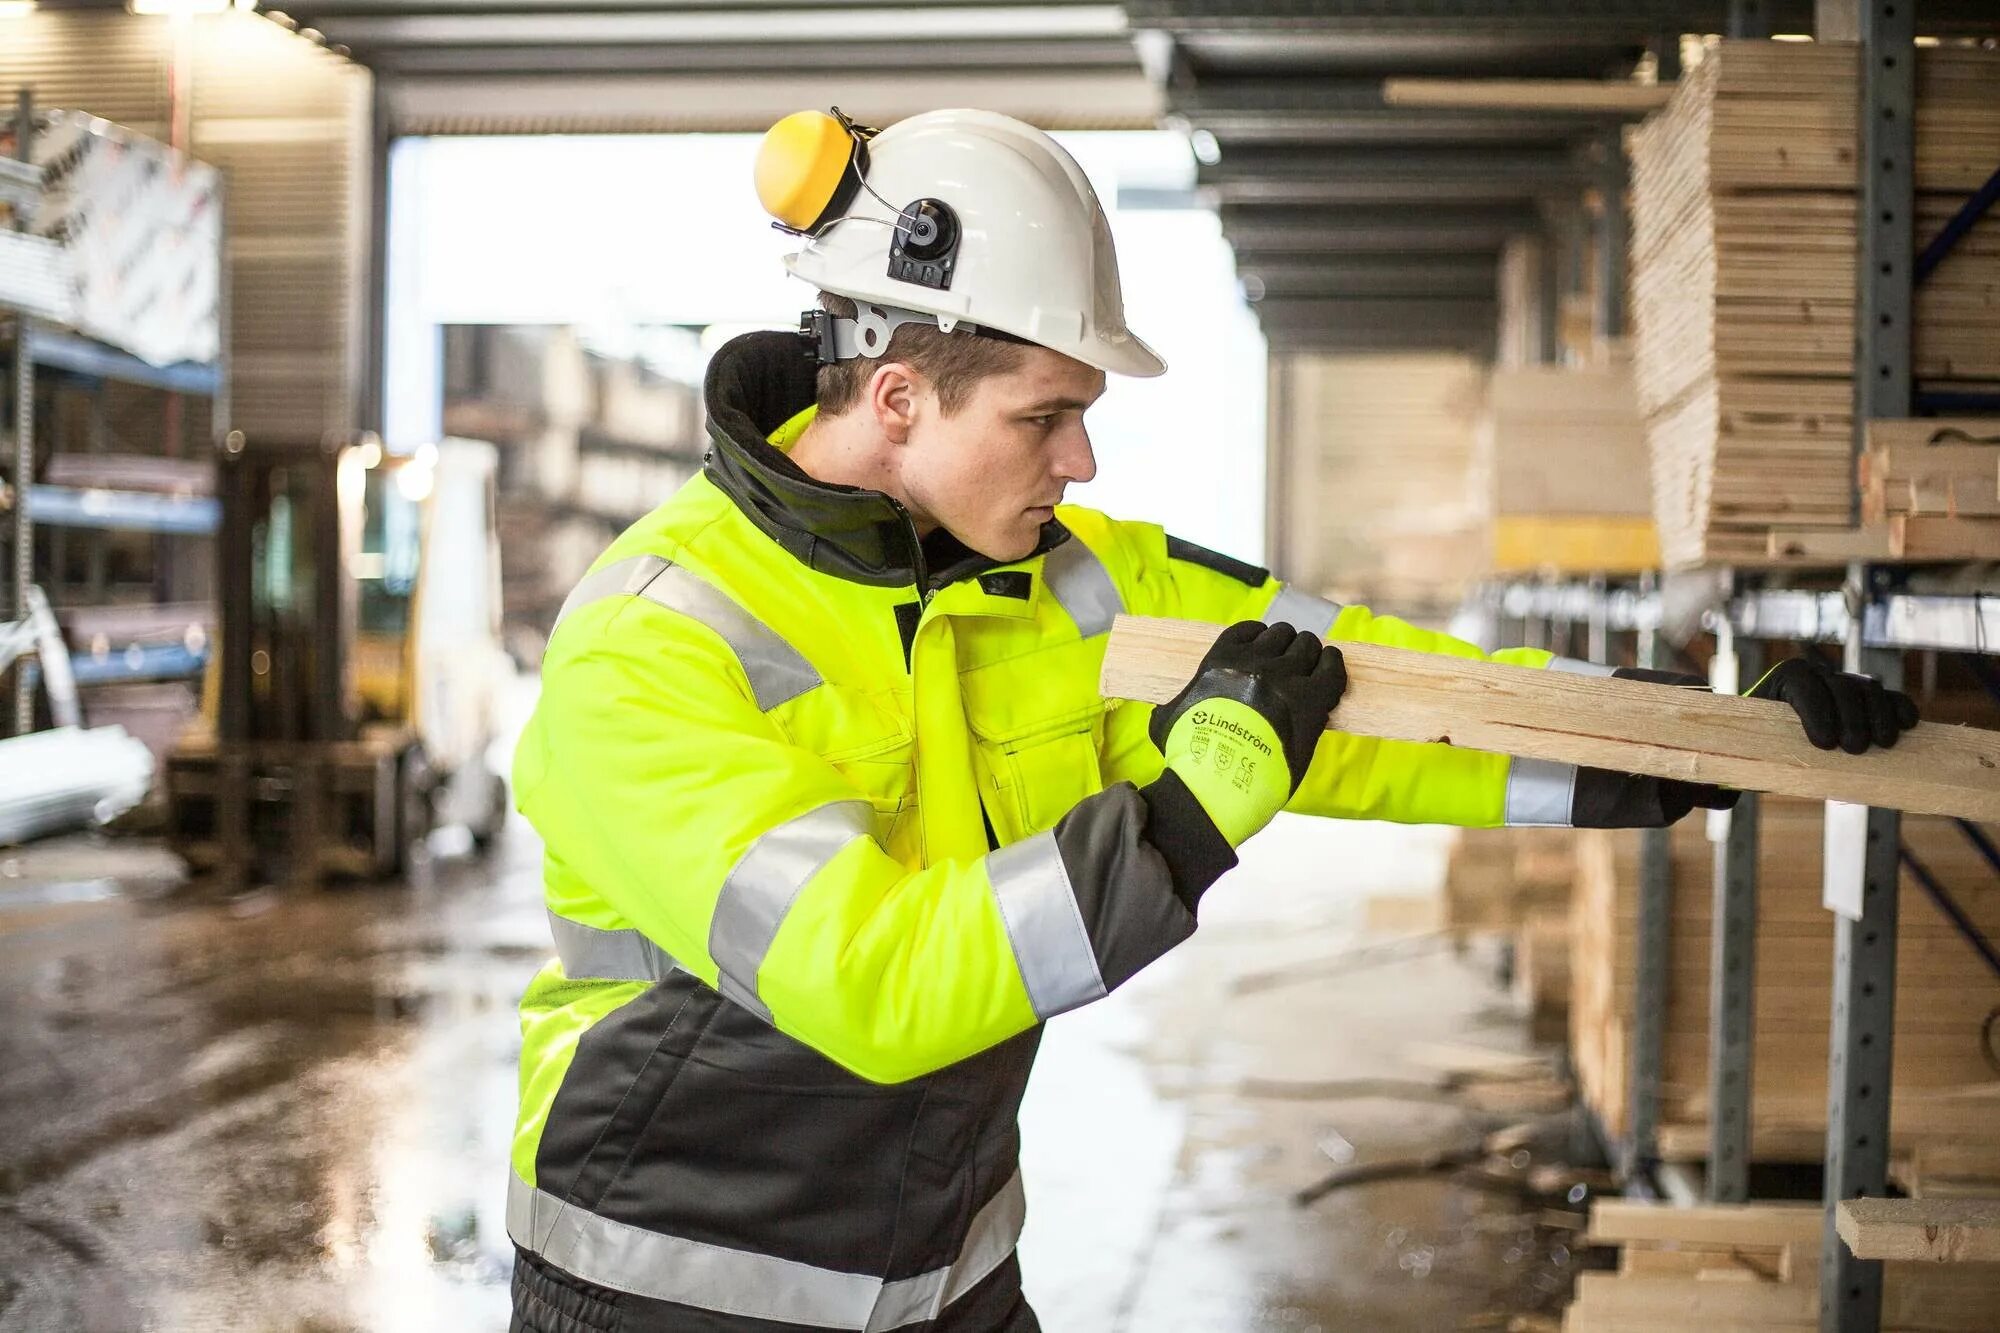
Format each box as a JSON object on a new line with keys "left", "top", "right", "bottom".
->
{"left": 869, "top": 364, "right": 922, "bottom": 445}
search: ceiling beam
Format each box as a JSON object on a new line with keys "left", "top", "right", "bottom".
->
{"left": 311, "top": 3, "right": 1128, "bottom": 47}
{"left": 1236, "top": 254, "right": 1498, "bottom": 301}
{"left": 352, "top": 36, "right": 1138, "bottom": 75}
{"left": 1202, "top": 147, "right": 1589, "bottom": 205}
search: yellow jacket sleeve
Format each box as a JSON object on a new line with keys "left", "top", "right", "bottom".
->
{"left": 1088, "top": 516, "right": 1581, "bottom": 829}
{"left": 515, "top": 596, "right": 1198, "bottom": 1085}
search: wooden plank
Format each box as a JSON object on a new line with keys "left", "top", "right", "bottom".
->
{"left": 1766, "top": 526, "right": 1896, "bottom": 562}
{"left": 1838, "top": 1198, "right": 2000, "bottom": 1263}
{"left": 1585, "top": 1200, "right": 1823, "bottom": 1248}
{"left": 1570, "top": 1272, "right": 1812, "bottom": 1320}
{"left": 1100, "top": 616, "right": 2000, "bottom": 822}
{"left": 1383, "top": 78, "right": 1674, "bottom": 113}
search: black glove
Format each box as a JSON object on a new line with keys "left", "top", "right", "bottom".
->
{"left": 1573, "top": 666, "right": 1737, "bottom": 827}
{"left": 1749, "top": 656, "right": 1919, "bottom": 754}
{"left": 1150, "top": 621, "right": 1346, "bottom": 789}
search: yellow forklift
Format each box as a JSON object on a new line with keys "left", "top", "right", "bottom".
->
{"left": 164, "top": 432, "right": 511, "bottom": 887}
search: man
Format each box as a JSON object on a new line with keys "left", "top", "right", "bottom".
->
{"left": 506, "top": 109, "right": 1914, "bottom": 1333}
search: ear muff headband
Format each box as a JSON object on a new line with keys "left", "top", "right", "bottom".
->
{"left": 756, "top": 107, "right": 876, "bottom": 236}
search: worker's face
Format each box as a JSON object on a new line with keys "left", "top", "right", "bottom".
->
{"left": 894, "top": 347, "right": 1105, "bottom": 562}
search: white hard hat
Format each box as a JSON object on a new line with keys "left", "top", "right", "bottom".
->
{"left": 756, "top": 108, "right": 1165, "bottom": 378}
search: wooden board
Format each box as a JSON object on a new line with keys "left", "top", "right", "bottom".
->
{"left": 1382, "top": 78, "right": 1673, "bottom": 113}
{"left": 1100, "top": 616, "right": 2000, "bottom": 822}
{"left": 1838, "top": 1198, "right": 2000, "bottom": 1264}
{"left": 1572, "top": 1198, "right": 2000, "bottom": 1331}
{"left": 1586, "top": 1200, "right": 1822, "bottom": 1248}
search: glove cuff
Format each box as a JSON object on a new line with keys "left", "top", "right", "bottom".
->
{"left": 1138, "top": 770, "right": 1239, "bottom": 913}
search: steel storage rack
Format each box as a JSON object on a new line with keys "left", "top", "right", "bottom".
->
{"left": 1, "top": 90, "right": 227, "bottom": 747}
{"left": 1475, "top": 6, "right": 2000, "bottom": 1327}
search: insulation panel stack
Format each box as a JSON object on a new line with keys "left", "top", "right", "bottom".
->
{"left": 1474, "top": 353, "right": 1661, "bottom": 574}
{"left": 1570, "top": 803, "right": 2000, "bottom": 1171}
{"left": 1271, "top": 352, "right": 1486, "bottom": 612}
{"left": 1629, "top": 41, "right": 2000, "bottom": 568}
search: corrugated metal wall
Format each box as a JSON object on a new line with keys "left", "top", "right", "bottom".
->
{"left": 0, "top": 12, "right": 370, "bottom": 439}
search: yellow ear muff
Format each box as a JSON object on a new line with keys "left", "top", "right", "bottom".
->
{"left": 756, "top": 110, "right": 867, "bottom": 234}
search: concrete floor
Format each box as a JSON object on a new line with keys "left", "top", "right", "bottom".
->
{"left": 0, "top": 810, "right": 1575, "bottom": 1333}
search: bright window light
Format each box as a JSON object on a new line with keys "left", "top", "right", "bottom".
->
{"left": 128, "top": 0, "right": 230, "bottom": 13}
{"left": 0, "top": 1, "right": 39, "bottom": 17}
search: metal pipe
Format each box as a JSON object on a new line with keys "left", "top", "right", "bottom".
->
{"left": 10, "top": 89, "right": 34, "bottom": 736}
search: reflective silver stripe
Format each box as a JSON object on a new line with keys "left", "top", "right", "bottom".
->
{"left": 553, "top": 553, "right": 822, "bottom": 711}
{"left": 986, "top": 830, "right": 1107, "bottom": 1019}
{"left": 547, "top": 909, "right": 680, "bottom": 982}
{"left": 1261, "top": 584, "right": 1344, "bottom": 636}
{"left": 709, "top": 800, "right": 874, "bottom": 1020}
{"left": 1504, "top": 756, "right": 1579, "bottom": 827}
{"left": 869, "top": 1171, "right": 1026, "bottom": 1329}
{"left": 553, "top": 554, "right": 672, "bottom": 631}
{"left": 1548, "top": 655, "right": 1616, "bottom": 677}
{"left": 1040, "top": 536, "right": 1123, "bottom": 637}
{"left": 506, "top": 1169, "right": 1025, "bottom": 1331}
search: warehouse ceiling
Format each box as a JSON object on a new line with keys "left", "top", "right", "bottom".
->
{"left": 41, "top": 0, "right": 2000, "bottom": 353}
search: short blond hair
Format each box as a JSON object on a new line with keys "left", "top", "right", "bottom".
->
{"left": 814, "top": 293, "right": 1029, "bottom": 416}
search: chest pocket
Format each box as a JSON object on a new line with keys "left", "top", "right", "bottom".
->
{"left": 973, "top": 705, "right": 1107, "bottom": 841}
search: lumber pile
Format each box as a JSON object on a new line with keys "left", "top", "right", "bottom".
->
{"left": 1474, "top": 352, "right": 1661, "bottom": 574}
{"left": 1516, "top": 907, "right": 1574, "bottom": 1041}
{"left": 442, "top": 325, "right": 705, "bottom": 656}
{"left": 1569, "top": 804, "right": 2000, "bottom": 1167}
{"left": 1101, "top": 617, "right": 2000, "bottom": 821}
{"left": 1268, "top": 352, "right": 1486, "bottom": 613}
{"left": 1445, "top": 826, "right": 1577, "bottom": 935}
{"left": 1629, "top": 41, "right": 2000, "bottom": 568}
{"left": 1838, "top": 1197, "right": 2000, "bottom": 1264}
{"left": 1861, "top": 419, "right": 2000, "bottom": 523}
{"left": 1570, "top": 1199, "right": 2000, "bottom": 1331}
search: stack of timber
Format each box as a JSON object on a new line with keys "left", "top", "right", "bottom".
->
{"left": 1515, "top": 907, "right": 1573, "bottom": 1041}
{"left": 1570, "top": 802, "right": 2000, "bottom": 1170}
{"left": 443, "top": 326, "right": 704, "bottom": 656}
{"left": 1474, "top": 352, "right": 1661, "bottom": 574}
{"left": 1815, "top": 418, "right": 2000, "bottom": 562}
{"left": 1568, "top": 1199, "right": 2000, "bottom": 1332}
{"left": 1445, "top": 826, "right": 1577, "bottom": 940}
{"left": 1269, "top": 352, "right": 1486, "bottom": 613}
{"left": 1629, "top": 40, "right": 2000, "bottom": 568}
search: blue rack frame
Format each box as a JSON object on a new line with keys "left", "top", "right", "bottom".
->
{"left": 24, "top": 484, "right": 220, "bottom": 536}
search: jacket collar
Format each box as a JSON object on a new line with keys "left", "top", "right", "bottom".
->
{"left": 701, "top": 330, "right": 1069, "bottom": 591}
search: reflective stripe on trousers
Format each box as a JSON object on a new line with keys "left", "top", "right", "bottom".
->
{"left": 547, "top": 825, "right": 1100, "bottom": 1023}
{"left": 507, "top": 1169, "right": 1026, "bottom": 1331}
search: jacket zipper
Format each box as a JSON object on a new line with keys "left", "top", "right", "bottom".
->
{"left": 885, "top": 495, "right": 935, "bottom": 609}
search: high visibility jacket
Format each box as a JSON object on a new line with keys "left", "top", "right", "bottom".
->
{"left": 507, "top": 331, "right": 1621, "bottom": 1331}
